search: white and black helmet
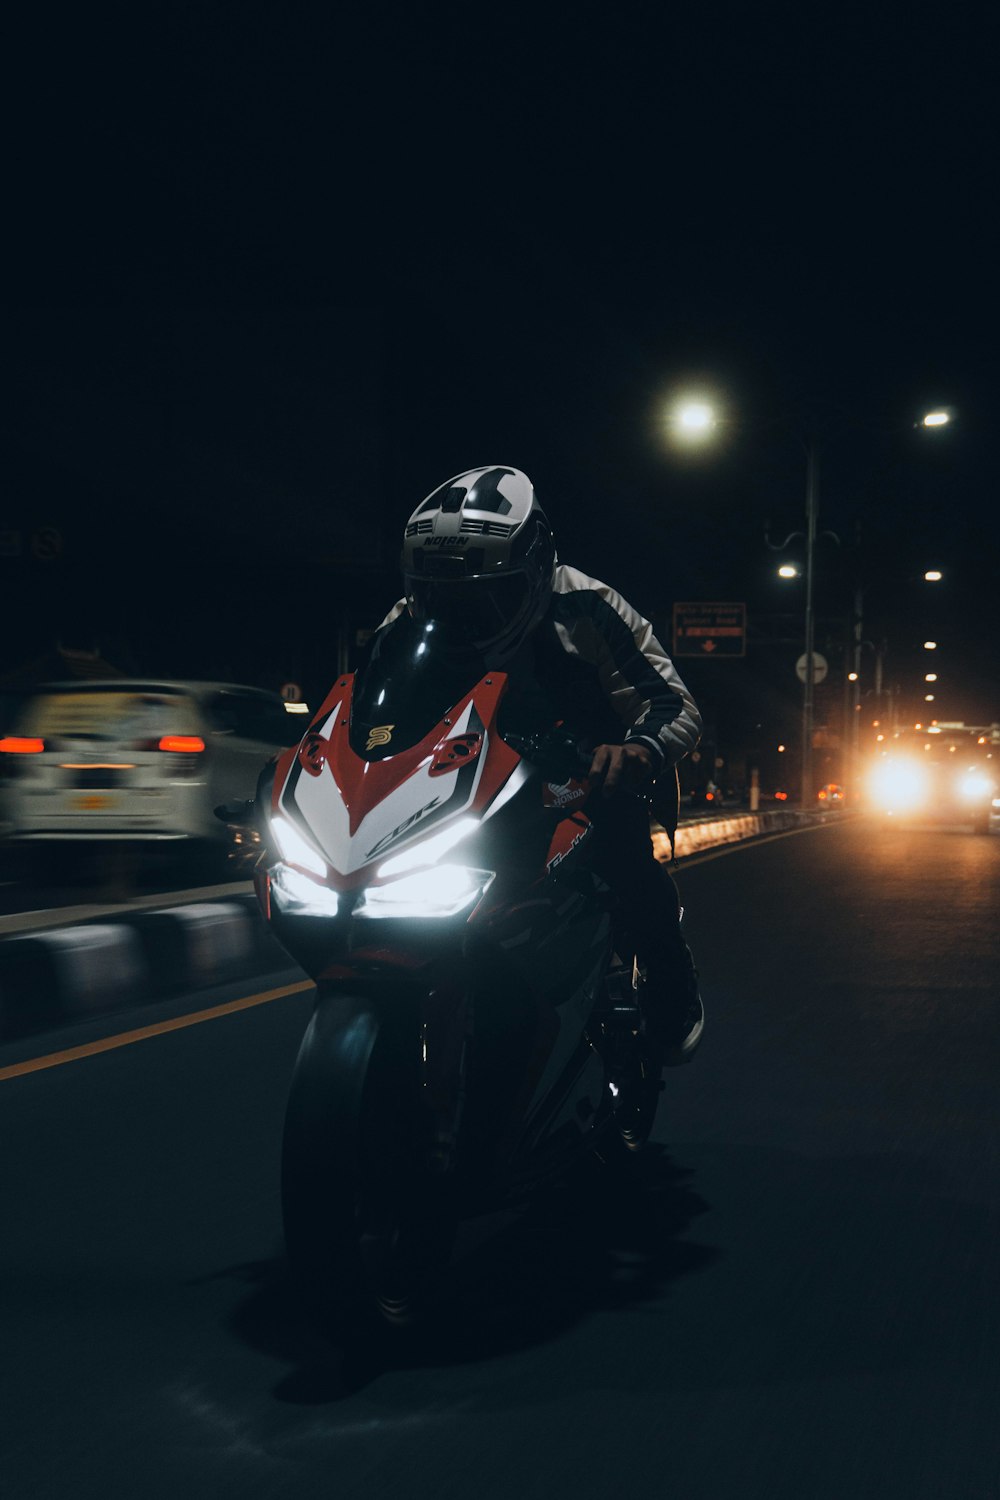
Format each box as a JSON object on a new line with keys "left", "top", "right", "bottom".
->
{"left": 402, "top": 466, "right": 556, "bottom": 663}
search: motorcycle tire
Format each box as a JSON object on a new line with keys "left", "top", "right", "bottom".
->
{"left": 280, "top": 987, "right": 456, "bottom": 1331}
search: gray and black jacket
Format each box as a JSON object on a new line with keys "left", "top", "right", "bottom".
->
{"left": 530, "top": 564, "right": 701, "bottom": 772}
{"left": 383, "top": 563, "right": 701, "bottom": 773}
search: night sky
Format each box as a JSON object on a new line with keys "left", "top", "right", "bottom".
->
{"left": 4, "top": 6, "right": 997, "bottom": 781}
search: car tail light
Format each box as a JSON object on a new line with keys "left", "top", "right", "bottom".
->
{"left": 157, "top": 736, "right": 206, "bottom": 753}
{"left": 0, "top": 736, "right": 46, "bottom": 753}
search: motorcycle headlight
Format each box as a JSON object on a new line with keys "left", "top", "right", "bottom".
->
{"left": 269, "top": 813, "right": 326, "bottom": 876}
{"left": 270, "top": 861, "right": 340, "bottom": 917}
{"left": 355, "top": 864, "right": 493, "bottom": 919}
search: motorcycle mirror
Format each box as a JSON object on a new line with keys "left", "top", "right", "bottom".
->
{"left": 214, "top": 799, "right": 256, "bottom": 825}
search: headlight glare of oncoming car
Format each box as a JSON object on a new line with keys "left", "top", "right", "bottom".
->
{"left": 956, "top": 770, "right": 992, "bottom": 802}
{"left": 869, "top": 758, "right": 929, "bottom": 813}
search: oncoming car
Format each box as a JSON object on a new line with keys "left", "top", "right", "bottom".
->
{"left": 0, "top": 680, "right": 310, "bottom": 874}
{"left": 867, "top": 724, "right": 999, "bottom": 834}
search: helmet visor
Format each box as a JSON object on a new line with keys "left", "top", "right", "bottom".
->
{"left": 407, "top": 573, "right": 531, "bottom": 647}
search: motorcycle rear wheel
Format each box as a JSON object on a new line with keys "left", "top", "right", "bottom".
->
{"left": 281, "top": 989, "right": 455, "bottom": 1330}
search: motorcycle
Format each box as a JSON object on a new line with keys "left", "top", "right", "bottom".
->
{"left": 229, "top": 618, "right": 665, "bottom": 1326}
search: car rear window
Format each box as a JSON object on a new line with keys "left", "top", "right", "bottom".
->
{"left": 15, "top": 688, "right": 196, "bottom": 742}
{"left": 202, "top": 691, "right": 305, "bottom": 747}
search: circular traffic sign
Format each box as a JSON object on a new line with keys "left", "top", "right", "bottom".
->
{"left": 795, "top": 652, "right": 828, "bottom": 684}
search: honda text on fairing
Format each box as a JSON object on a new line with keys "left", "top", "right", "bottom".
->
{"left": 235, "top": 614, "right": 666, "bottom": 1326}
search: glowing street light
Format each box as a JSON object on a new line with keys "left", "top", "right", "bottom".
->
{"left": 671, "top": 391, "right": 955, "bottom": 808}
{"left": 666, "top": 396, "right": 719, "bottom": 446}
{"left": 925, "top": 673, "right": 937, "bottom": 682}
{"left": 677, "top": 401, "right": 715, "bottom": 431}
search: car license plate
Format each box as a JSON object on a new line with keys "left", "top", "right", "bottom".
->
{"left": 75, "top": 794, "right": 111, "bottom": 811}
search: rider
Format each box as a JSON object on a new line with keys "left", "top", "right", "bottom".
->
{"left": 378, "top": 464, "right": 705, "bottom": 1066}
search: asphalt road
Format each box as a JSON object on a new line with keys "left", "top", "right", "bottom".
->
{"left": 2, "top": 819, "right": 999, "bottom": 1500}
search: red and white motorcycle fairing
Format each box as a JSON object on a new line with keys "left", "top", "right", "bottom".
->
{"left": 274, "top": 673, "right": 521, "bottom": 887}
{"left": 261, "top": 661, "right": 652, "bottom": 1322}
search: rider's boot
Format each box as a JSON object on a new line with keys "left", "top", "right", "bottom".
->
{"left": 641, "top": 938, "right": 704, "bottom": 1068}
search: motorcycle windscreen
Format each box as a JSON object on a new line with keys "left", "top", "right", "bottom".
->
{"left": 351, "top": 612, "right": 489, "bottom": 760}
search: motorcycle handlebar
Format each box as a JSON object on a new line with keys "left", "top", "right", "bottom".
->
{"left": 503, "top": 729, "right": 594, "bottom": 784}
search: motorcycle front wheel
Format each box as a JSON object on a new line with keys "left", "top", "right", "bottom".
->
{"left": 612, "top": 1048, "right": 663, "bottom": 1153}
{"left": 280, "top": 987, "right": 456, "bottom": 1330}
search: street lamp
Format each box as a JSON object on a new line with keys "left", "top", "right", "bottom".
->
{"left": 677, "top": 401, "right": 715, "bottom": 432}
{"left": 665, "top": 393, "right": 953, "bottom": 809}
{"left": 775, "top": 421, "right": 949, "bottom": 809}
{"left": 664, "top": 394, "right": 721, "bottom": 449}
{"left": 768, "top": 437, "right": 823, "bottom": 810}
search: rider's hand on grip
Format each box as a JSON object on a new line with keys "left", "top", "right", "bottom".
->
{"left": 588, "top": 742, "right": 655, "bottom": 799}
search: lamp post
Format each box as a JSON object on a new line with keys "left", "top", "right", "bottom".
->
{"left": 664, "top": 393, "right": 953, "bottom": 810}
{"left": 801, "top": 439, "right": 819, "bottom": 811}
{"left": 770, "top": 437, "right": 826, "bottom": 811}
{"left": 775, "top": 412, "right": 952, "bottom": 808}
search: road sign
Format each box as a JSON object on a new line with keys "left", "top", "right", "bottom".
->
{"left": 31, "top": 525, "right": 63, "bottom": 561}
{"left": 795, "top": 652, "right": 828, "bottom": 683}
{"left": 280, "top": 682, "right": 302, "bottom": 702}
{"left": 672, "top": 602, "right": 746, "bottom": 657}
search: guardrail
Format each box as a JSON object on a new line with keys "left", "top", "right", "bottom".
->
{"left": 658, "top": 807, "right": 838, "bottom": 860}
{"left": 0, "top": 894, "right": 292, "bottom": 1045}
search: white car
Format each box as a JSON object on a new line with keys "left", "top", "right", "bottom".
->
{"left": 0, "top": 680, "right": 310, "bottom": 872}
{"left": 867, "top": 729, "right": 999, "bottom": 835}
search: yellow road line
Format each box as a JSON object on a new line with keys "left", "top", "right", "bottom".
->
{"left": 0, "top": 978, "right": 314, "bottom": 1083}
